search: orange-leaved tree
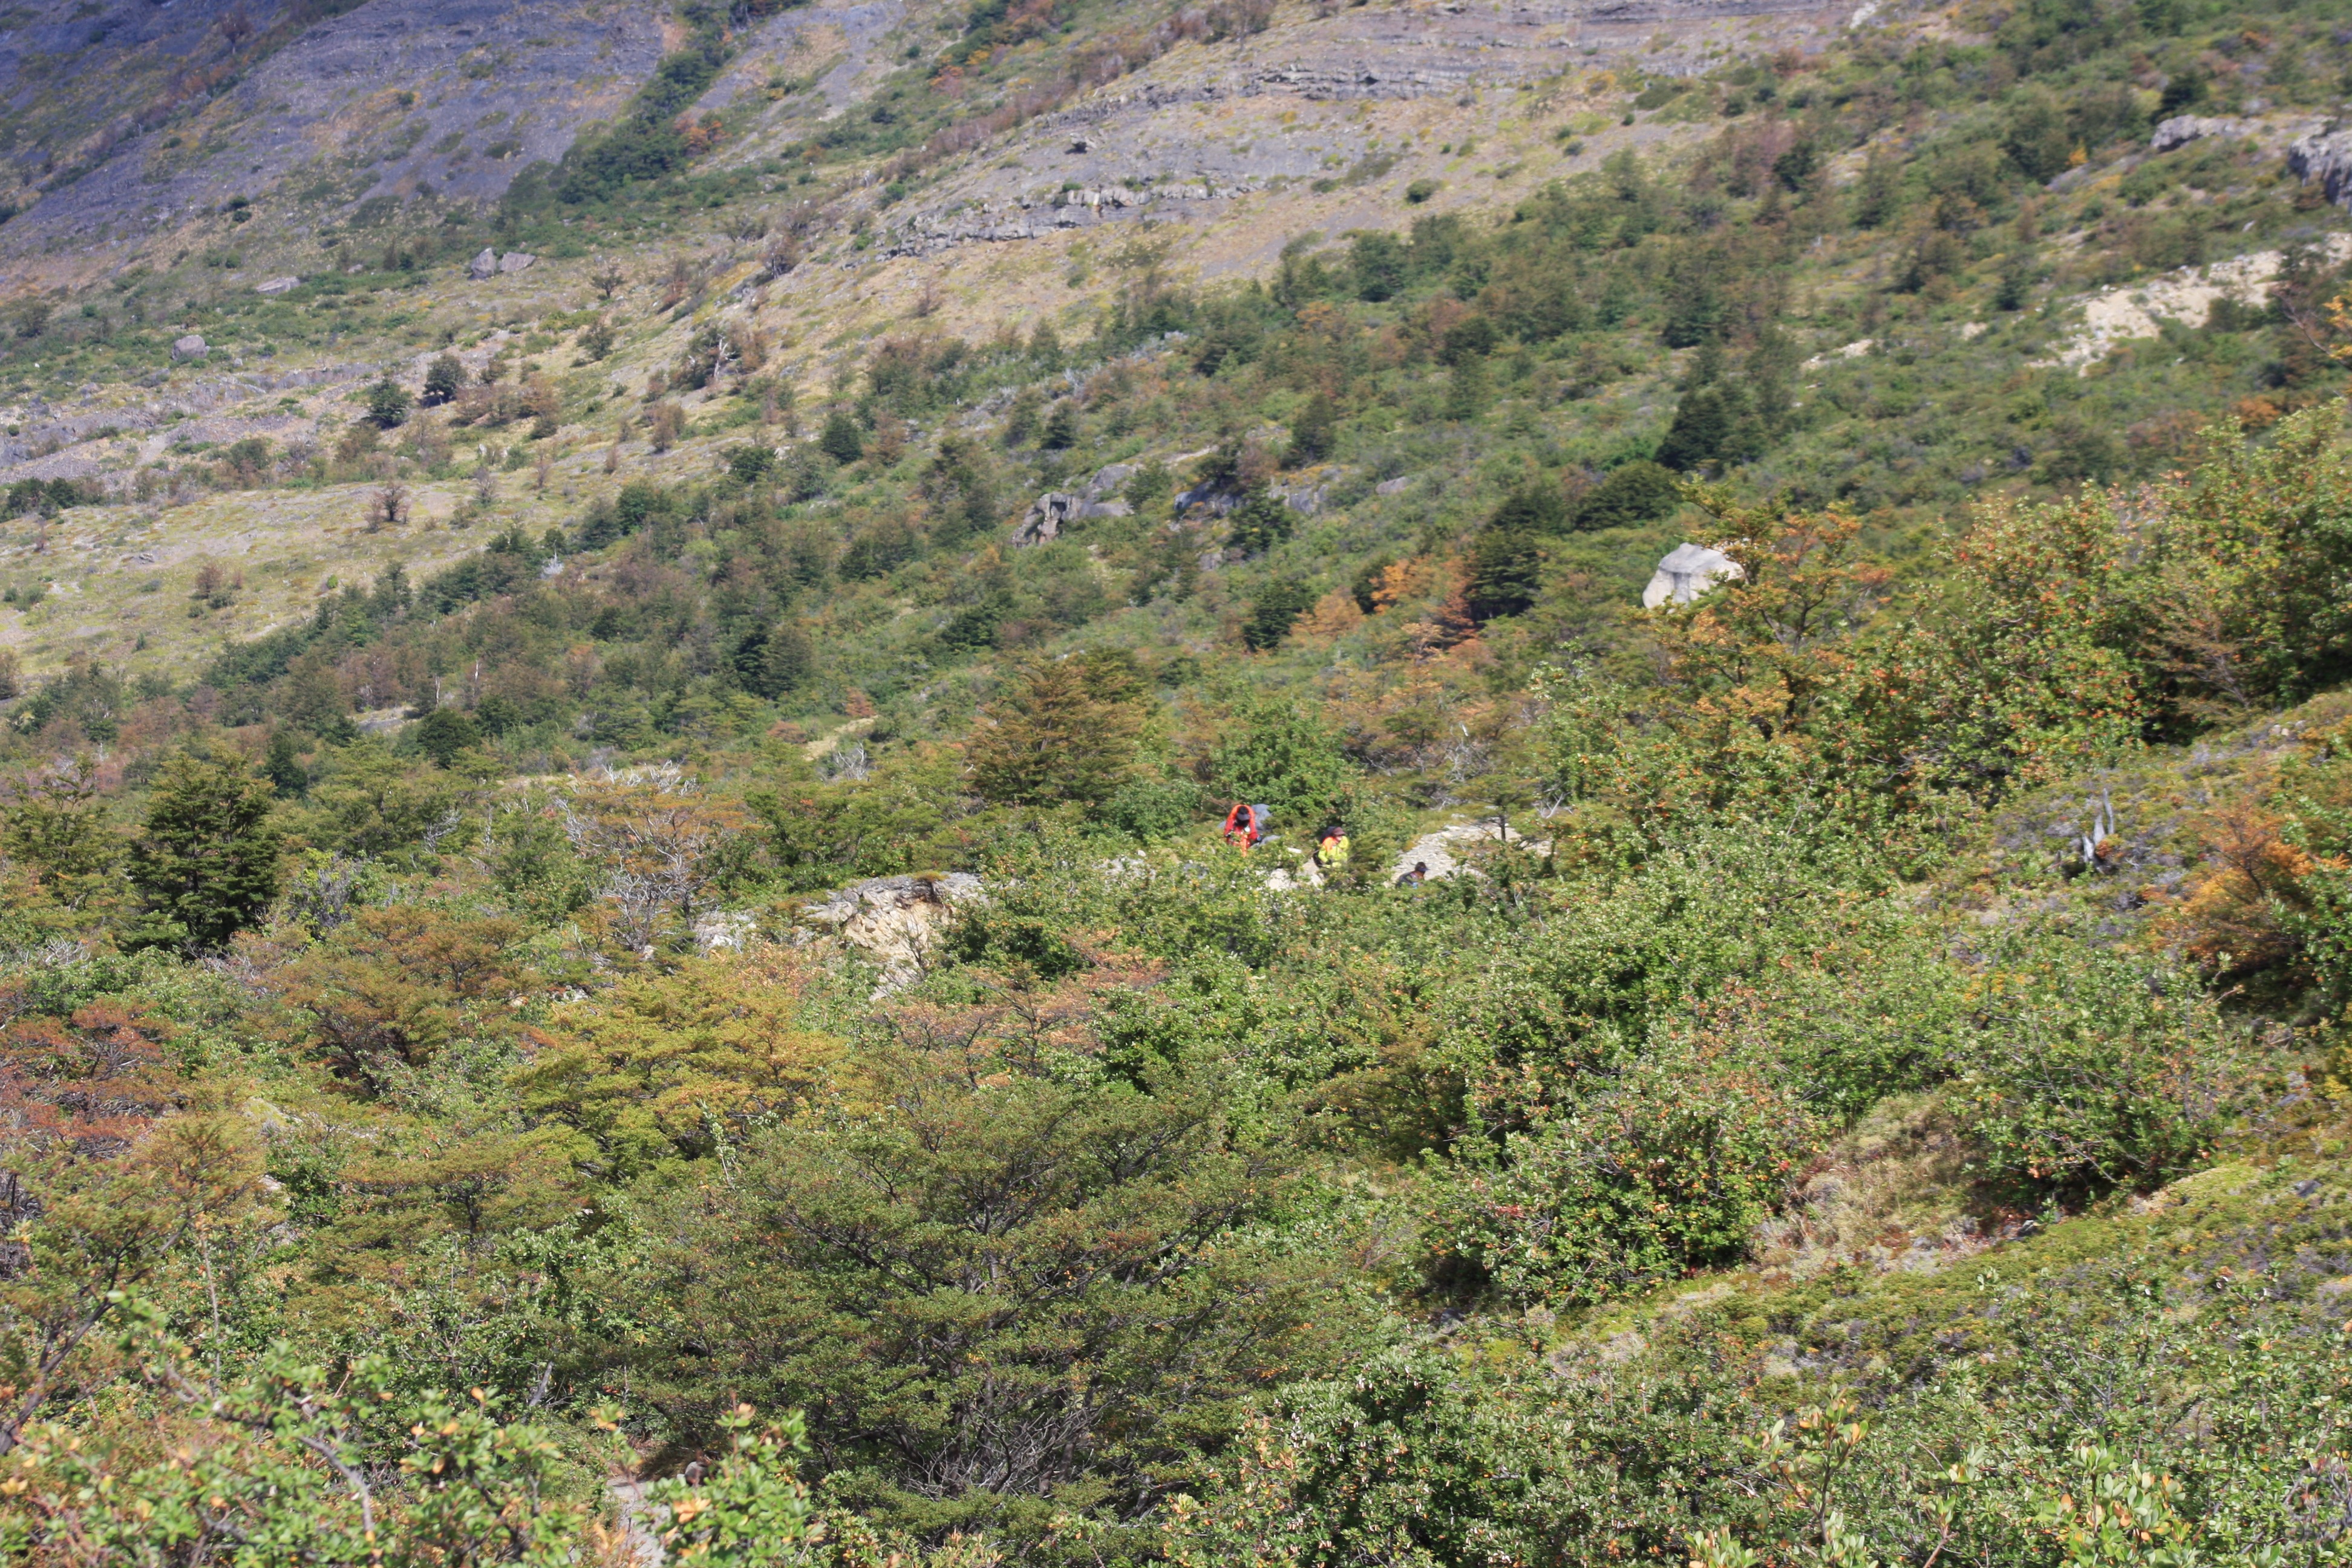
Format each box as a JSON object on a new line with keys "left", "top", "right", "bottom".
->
{"left": 1640, "top": 492, "right": 1891, "bottom": 816}
{"left": 268, "top": 905, "right": 535, "bottom": 1096}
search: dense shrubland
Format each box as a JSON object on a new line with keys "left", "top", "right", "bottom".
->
{"left": 10, "top": 0, "right": 2352, "bottom": 1560}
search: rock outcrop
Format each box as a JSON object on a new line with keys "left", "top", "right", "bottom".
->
{"left": 2149, "top": 115, "right": 2258, "bottom": 153}
{"left": 1390, "top": 819, "right": 1549, "bottom": 884}
{"left": 2030, "top": 235, "right": 2352, "bottom": 373}
{"left": 1014, "top": 463, "right": 1137, "bottom": 544}
{"left": 169, "top": 335, "right": 207, "bottom": 362}
{"left": 2290, "top": 128, "right": 2352, "bottom": 208}
{"left": 795, "top": 873, "right": 986, "bottom": 993}
{"left": 469, "top": 248, "right": 535, "bottom": 278}
{"left": 0, "top": 0, "right": 667, "bottom": 262}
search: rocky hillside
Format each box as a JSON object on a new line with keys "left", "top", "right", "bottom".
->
{"left": 0, "top": 0, "right": 2340, "bottom": 694}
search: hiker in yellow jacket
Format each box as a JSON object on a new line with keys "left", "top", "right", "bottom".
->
{"left": 1313, "top": 823, "right": 1351, "bottom": 875}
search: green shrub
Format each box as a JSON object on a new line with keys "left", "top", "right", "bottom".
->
{"left": 363, "top": 376, "right": 412, "bottom": 429}
{"left": 1465, "top": 524, "right": 1541, "bottom": 621}
{"left": 1226, "top": 486, "right": 1295, "bottom": 554}
{"left": 633, "top": 1053, "right": 1366, "bottom": 1547}
{"left": 1427, "top": 1046, "right": 1826, "bottom": 1304}
{"left": 411, "top": 707, "right": 482, "bottom": 767}
{"left": 1210, "top": 697, "right": 1354, "bottom": 826}
{"left": 1105, "top": 776, "right": 1205, "bottom": 842}
{"left": 1946, "top": 943, "right": 2246, "bottom": 1199}
{"left": 727, "top": 442, "right": 776, "bottom": 483}
{"left": 817, "top": 410, "right": 864, "bottom": 465}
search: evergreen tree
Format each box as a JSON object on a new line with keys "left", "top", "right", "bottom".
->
{"left": 0, "top": 756, "right": 121, "bottom": 909}
{"left": 1490, "top": 480, "right": 1567, "bottom": 535}
{"left": 414, "top": 707, "right": 483, "bottom": 768}
{"left": 1227, "top": 488, "right": 1295, "bottom": 555}
{"left": 125, "top": 751, "right": 283, "bottom": 952}
{"left": 1444, "top": 358, "right": 1488, "bottom": 422}
{"left": 1002, "top": 387, "right": 1043, "bottom": 446}
{"left": 1660, "top": 260, "right": 1723, "bottom": 349}
{"left": 727, "top": 444, "right": 776, "bottom": 484}
{"left": 817, "top": 411, "right": 864, "bottom": 465}
{"left": 1440, "top": 316, "right": 1500, "bottom": 364}
{"left": 926, "top": 437, "right": 1001, "bottom": 542}
{"left": 1854, "top": 148, "right": 1903, "bottom": 228}
{"left": 967, "top": 659, "right": 1143, "bottom": 806}
{"left": 1771, "top": 138, "right": 1817, "bottom": 192}
{"left": 1466, "top": 526, "right": 1543, "bottom": 622}
{"left": 1994, "top": 252, "right": 2034, "bottom": 312}
{"left": 364, "top": 376, "right": 413, "bottom": 429}
{"left": 1040, "top": 399, "right": 1081, "bottom": 451}
{"left": 1743, "top": 327, "right": 1799, "bottom": 442}
{"left": 1210, "top": 697, "right": 1354, "bottom": 823}
{"left": 1286, "top": 393, "right": 1337, "bottom": 467}
{"left": 421, "top": 353, "right": 465, "bottom": 407}
{"left": 736, "top": 622, "right": 813, "bottom": 699}
{"left": 1655, "top": 387, "right": 1734, "bottom": 471}
{"left": 1027, "top": 321, "right": 1064, "bottom": 372}
{"left": 2157, "top": 65, "right": 2204, "bottom": 116}
{"left": 1352, "top": 232, "right": 1408, "bottom": 302}
{"left": 1243, "top": 577, "right": 1318, "bottom": 650}
{"left": 261, "top": 730, "right": 309, "bottom": 797}
{"left": 1571, "top": 461, "right": 1684, "bottom": 531}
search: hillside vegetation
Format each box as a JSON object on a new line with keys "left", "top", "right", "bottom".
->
{"left": 4, "top": 0, "right": 2352, "bottom": 1561}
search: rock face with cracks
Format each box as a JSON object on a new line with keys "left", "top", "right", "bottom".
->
{"left": 0, "top": 0, "right": 1860, "bottom": 276}
{"left": 0, "top": 0, "right": 665, "bottom": 267}
{"left": 2290, "top": 128, "right": 2352, "bottom": 208}
{"left": 795, "top": 873, "right": 988, "bottom": 993}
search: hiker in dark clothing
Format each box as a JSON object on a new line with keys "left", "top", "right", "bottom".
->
{"left": 1395, "top": 860, "right": 1429, "bottom": 887}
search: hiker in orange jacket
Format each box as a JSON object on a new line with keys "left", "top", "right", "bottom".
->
{"left": 1222, "top": 802, "right": 1264, "bottom": 852}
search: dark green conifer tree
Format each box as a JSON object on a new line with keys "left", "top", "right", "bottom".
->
{"left": 125, "top": 751, "right": 283, "bottom": 952}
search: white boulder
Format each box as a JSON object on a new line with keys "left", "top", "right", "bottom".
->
{"left": 1642, "top": 543, "right": 1742, "bottom": 609}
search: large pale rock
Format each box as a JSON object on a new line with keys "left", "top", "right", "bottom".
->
{"left": 2150, "top": 115, "right": 2254, "bottom": 154}
{"left": 796, "top": 873, "right": 985, "bottom": 993}
{"left": 468, "top": 247, "right": 498, "bottom": 279}
{"left": 1014, "top": 462, "right": 1137, "bottom": 544}
{"left": 1389, "top": 819, "right": 1549, "bottom": 886}
{"left": 253, "top": 275, "right": 301, "bottom": 295}
{"left": 169, "top": 334, "right": 207, "bottom": 361}
{"left": 1642, "top": 543, "right": 1743, "bottom": 609}
{"left": 2290, "top": 129, "right": 2352, "bottom": 208}
{"left": 497, "top": 250, "right": 535, "bottom": 274}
